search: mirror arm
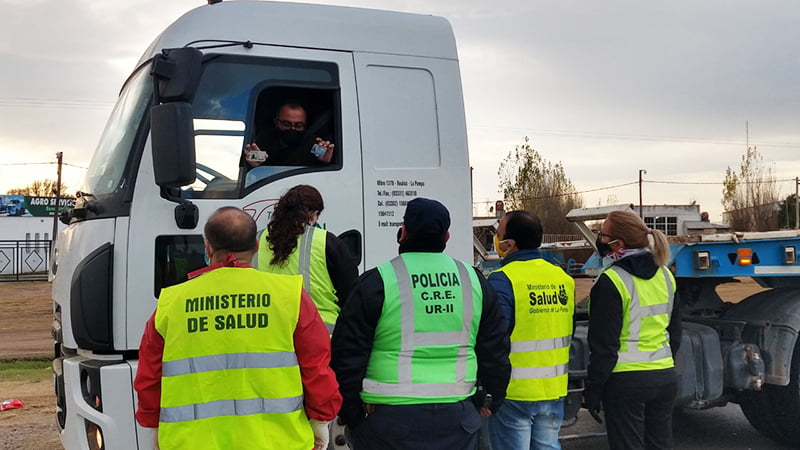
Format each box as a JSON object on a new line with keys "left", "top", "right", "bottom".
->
{"left": 160, "top": 187, "right": 198, "bottom": 230}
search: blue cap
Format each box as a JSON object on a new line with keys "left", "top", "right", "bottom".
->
{"left": 403, "top": 198, "right": 450, "bottom": 237}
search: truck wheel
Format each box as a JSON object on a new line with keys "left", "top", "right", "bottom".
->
{"left": 739, "top": 340, "right": 800, "bottom": 445}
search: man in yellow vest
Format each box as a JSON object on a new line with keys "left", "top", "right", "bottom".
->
{"left": 134, "top": 207, "right": 342, "bottom": 450}
{"left": 486, "top": 210, "right": 575, "bottom": 449}
{"left": 331, "top": 198, "right": 511, "bottom": 450}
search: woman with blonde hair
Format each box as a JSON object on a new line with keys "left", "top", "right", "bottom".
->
{"left": 583, "top": 210, "right": 682, "bottom": 450}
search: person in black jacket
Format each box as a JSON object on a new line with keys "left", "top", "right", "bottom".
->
{"left": 584, "top": 210, "right": 682, "bottom": 450}
{"left": 331, "top": 198, "right": 511, "bottom": 450}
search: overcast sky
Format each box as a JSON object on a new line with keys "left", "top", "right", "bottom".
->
{"left": 1, "top": 0, "right": 798, "bottom": 222}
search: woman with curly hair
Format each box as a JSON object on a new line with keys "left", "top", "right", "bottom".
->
{"left": 255, "top": 184, "right": 358, "bottom": 333}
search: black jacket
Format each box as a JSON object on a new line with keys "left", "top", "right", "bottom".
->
{"left": 330, "top": 254, "right": 511, "bottom": 429}
{"left": 323, "top": 231, "right": 359, "bottom": 310}
{"left": 585, "top": 252, "right": 682, "bottom": 399}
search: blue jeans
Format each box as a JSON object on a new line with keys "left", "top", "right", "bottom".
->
{"left": 488, "top": 398, "right": 564, "bottom": 450}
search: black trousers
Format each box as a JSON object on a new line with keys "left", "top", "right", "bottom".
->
{"left": 602, "top": 379, "right": 679, "bottom": 450}
{"left": 348, "top": 400, "right": 481, "bottom": 450}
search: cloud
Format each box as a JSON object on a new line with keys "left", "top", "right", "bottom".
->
{"left": 0, "top": 0, "right": 797, "bottom": 224}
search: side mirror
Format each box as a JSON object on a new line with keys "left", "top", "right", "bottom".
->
{"left": 337, "top": 229, "right": 363, "bottom": 267}
{"left": 151, "top": 102, "right": 196, "bottom": 189}
{"left": 150, "top": 47, "right": 203, "bottom": 190}
{"left": 151, "top": 48, "right": 203, "bottom": 103}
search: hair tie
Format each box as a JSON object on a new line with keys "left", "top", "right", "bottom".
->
{"left": 647, "top": 228, "right": 653, "bottom": 235}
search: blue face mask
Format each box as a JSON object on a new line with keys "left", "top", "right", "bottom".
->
{"left": 204, "top": 250, "right": 210, "bottom": 266}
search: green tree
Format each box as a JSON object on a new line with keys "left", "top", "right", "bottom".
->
{"left": 721, "top": 146, "right": 778, "bottom": 231}
{"left": 498, "top": 136, "right": 583, "bottom": 234}
{"left": 778, "top": 193, "right": 798, "bottom": 229}
{"left": 6, "top": 179, "right": 69, "bottom": 197}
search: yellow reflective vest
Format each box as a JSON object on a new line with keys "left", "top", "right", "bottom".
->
{"left": 154, "top": 267, "right": 313, "bottom": 450}
{"left": 256, "top": 226, "right": 338, "bottom": 331}
{"left": 603, "top": 266, "right": 676, "bottom": 373}
{"left": 493, "top": 258, "right": 574, "bottom": 401}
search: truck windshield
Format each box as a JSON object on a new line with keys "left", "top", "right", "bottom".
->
{"left": 80, "top": 67, "right": 152, "bottom": 196}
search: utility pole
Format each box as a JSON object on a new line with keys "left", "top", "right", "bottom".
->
{"left": 52, "top": 152, "right": 63, "bottom": 245}
{"left": 795, "top": 176, "right": 799, "bottom": 230}
{"left": 638, "top": 169, "right": 647, "bottom": 219}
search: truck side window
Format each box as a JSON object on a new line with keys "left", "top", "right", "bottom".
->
{"left": 180, "top": 55, "right": 340, "bottom": 199}
{"left": 154, "top": 235, "right": 206, "bottom": 297}
{"left": 361, "top": 66, "right": 440, "bottom": 169}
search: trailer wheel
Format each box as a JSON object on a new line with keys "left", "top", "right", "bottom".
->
{"left": 739, "top": 340, "right": 800, "bottom": 445}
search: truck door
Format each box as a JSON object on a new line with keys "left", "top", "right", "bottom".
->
{"left": 354, "top": 53, "right": 473, "bottom": 267}
{"left": 124, "top": 47, "right": 362, "bottom": 350}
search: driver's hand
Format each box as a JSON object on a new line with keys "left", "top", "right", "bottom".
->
{"left": 244, "top": 143, "right": 268, "bottom": 167}
{"left": 313, "top": 138, "right": 334, "bottom": 164}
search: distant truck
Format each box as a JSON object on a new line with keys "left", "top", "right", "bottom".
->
{"left": 565, "top": 204, "right": 800, "bottom": 446}
{"left": 0, "top": 197, "right": 27, "bottom": 216}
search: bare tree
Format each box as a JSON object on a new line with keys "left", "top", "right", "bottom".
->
{"left": 498, "top": 136, "right": 583, "bottom": 234}
{"left": 6, "top": 179, "right": 69, "bottom": 197}
{"left": 721, "top": 146, "right": 778, "bottom": 231}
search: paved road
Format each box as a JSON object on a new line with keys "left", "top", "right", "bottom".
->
{"left": 559, "top": 405, "right": 794, "bottom": 449}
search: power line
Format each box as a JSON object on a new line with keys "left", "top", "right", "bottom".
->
{"left": 0, "top": 162, "right": 52, "bottom": 166}
{"left": 645, "top": 178, "right": 796, "bottom": 185}
{"left": 473, "top": 181, "right": 639, "bottom": 204}
{"left": 0, "top": 162, "right": 88, "bottom": 169}
{"left": 0, "top": 97, "right": 114, "bottom": 110}
{"left": 472, "top": 178, "right": 798, "bottom": 204}
{"left": 470, "top": 125, "right": 800, "bottom": 149}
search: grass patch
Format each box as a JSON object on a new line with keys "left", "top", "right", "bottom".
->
{"left": 0, "top": 355, "right": 52, "bottom": 382}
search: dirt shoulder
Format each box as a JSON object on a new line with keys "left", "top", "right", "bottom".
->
{"left": 0, "top": 282, "right": 59, "bottom": 449}
{"left": 0, "top": 282, "right": 53, "bottom": 358}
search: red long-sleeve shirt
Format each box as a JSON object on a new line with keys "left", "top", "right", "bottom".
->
{"left": 134, "top": 288, "right": 342, "bottom": 427}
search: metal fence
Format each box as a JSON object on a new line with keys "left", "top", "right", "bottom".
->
{"left": 0, "top": 240, "right": 51, "bottom": 282}
{"left": 542, "top": 233, "right": 583, "bottom": 243}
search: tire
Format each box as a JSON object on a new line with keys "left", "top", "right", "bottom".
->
{"left": 739, "top": 340, "right": 800, "bottom": 446}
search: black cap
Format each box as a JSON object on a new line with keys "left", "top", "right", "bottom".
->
{"left": 402, "top": 198, "right": 450, "bottom": 237}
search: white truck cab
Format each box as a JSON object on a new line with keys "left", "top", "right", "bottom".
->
{"left": 51, "top": 2, "right": 472, "bottom": 448}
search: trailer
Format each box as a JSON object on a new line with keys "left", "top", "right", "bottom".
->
{"left": 565, "top": 205, "right": 800, "bottom": 446}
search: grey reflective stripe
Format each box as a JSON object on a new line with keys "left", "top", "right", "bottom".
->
{"left": 510, "top": 335, "right": 571, "bottom": 354}
{"left": 454, "top": 261, "right": 474, "bottom": 385}
{"left": 616, "top": 346, "right": 673, "bottom": 363}
{"left": 325, "top": 322, "right": 335, "bottom": 334}
{"left": 162, "top": 352, "right": 298, "bottom": 377}
{"left": 611, "top": 267, "right": 674, "bottom": 364}
{"left": 510, "top": 363, "right": 568, "bottom": 380}
{"left": 297, "top": 226, "right": 315, "bottom": 293}
{"left": 160, "top": 395, "right": 303, "bottom": 423}
{"left": 362, "top": 379, "right": 475, "bottom": 398}
{"left": 253, "top": 229, "right": 266, "bottom": 269}
{"left": 364, "top": 256, "right": 475, "bottom": 396}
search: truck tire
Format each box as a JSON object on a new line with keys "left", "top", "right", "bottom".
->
{"left": 739, "top": 339, "right": 800, "bottom": 446}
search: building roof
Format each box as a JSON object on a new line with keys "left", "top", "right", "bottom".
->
{"left": 684, "top": 220, "right": 730, "bottom": 230}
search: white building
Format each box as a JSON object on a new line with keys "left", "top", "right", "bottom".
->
{"left": 634, "top": 204, "right": 729, "bottom": 236}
